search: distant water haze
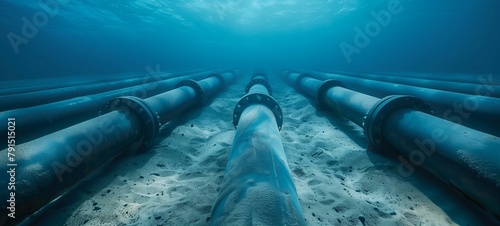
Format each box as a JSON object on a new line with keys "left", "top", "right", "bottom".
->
{"left": 1, "top": 0, "right": 499, "bottom": 80}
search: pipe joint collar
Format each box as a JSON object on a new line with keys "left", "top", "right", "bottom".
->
{"left": 233, "top": 93, "right": 283, "bottom": 130}
{"left": 103, "top": 96, "right": 160, "bottom": 153}
{"left": 252, "top": 71, "right": 268, "bottom": 80}
{"left": 295, "top": 73, "right": 311, "bottom": 89}
{"left": 317, "top": 79, "right": 344, "bottom": 109}
{"left": 210, "top": 73, "right": 226, "bottom": 87}
{"left": 245, "top": 78, "right": 272, "bottom": 95}
{"left": 363, "top": 95, "right": 433, "bottom": 154}
{"left": 177, "top": 79, "right": 204, "bottom": 107}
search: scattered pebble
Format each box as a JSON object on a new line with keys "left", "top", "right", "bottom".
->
{"left": 358, "top": 215, "right": 365, "bottom": 223}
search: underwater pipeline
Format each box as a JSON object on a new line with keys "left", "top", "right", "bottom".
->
{"left": 210, "top": 72, "right": 305, "bottom": 225}
{"left": 285, "top": 72, "right": 500, "bottom": 219}
{"left": 0, "top": 70, "right": 230, "bottom": 146}
{"left": 0, "top": 71, "right": 236, "bottom": 225}
{"left": 0, "top": 69, "right": 205, "bottom": 111}
{"left": 0, "top": 70, "right": 201, "bottom": 96}
{"left": 290, "top": 70, "right": 500, "bottom": 98}
{"left": 286, "top": 71, "right": 500, "bottom": 137}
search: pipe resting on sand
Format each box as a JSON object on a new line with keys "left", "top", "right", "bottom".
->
{"left": 210, "top": 72, "right": 305, "bottom": 225}
{"left": 285, "top": 72, "right": 500, "bottom": 219}
{"left": 0, "top": 71, "right": 237, "bottom": 225}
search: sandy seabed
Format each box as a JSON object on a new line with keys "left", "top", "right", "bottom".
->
{"left": 36, "top": 75, "right": 496, "bottom": 226}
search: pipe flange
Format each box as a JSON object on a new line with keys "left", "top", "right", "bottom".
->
{"left": 252, "top": 71, "right": 267, "bottom": 80}
{"left": 103, "top": 96, "right": 160, "bottom": 153}
{"left": 245, "top": 78, "right": 272, "bottom": 95}
{"left": 177, "top": 79, "right": 204, "bottom": 107}
{"left": 317, "top": 79, "right": 344, "bottom": 110}
{"left": 233, "top": 93, "right": 283, "bottom": 130}
{"left": 363, "top": 95, "right": 433, "bottom": 154}
{"left": 294, "top": 73, "right": 310, "bottom": 90}
{"left": 210, "top": 73, "right": 225, "bottom": 87}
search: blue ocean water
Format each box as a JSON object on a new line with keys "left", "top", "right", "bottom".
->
{"left": 1, "top": 0, "right": 499, "bottom": 80}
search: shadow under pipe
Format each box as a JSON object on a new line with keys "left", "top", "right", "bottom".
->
{"left": 0, "top": 71, "right": 236, "bottom": 225}
{"left": 210, "top": 72, "right": 305, "bottom": 225}
{"left": 285, "top": 72, "right": 500, "bottom": 220}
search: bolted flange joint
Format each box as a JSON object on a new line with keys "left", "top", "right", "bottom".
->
{"left": 363, "top": 95, "right": 433, "bottom": 155}
{"left": 245, "top": 77, "right": 273, "bottom": 95}
{"left": 103, "top": 96, "right": 160, "bottom": 153}
{"left": 210, "top": 73, "right": 226, "bottom": 87}
{"left": 177, "top": 79, "right": 204, "bottom": 107}
{"left": 233, "top": 93, "right": 283, "bottom": 130}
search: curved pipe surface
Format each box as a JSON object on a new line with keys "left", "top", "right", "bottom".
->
{"left": 323, "top": 87, "right": 378, "bottom": 127}
{"left": 286, "top": 73, "right": 500, "bottom": 219}
{"left": 300, "top": 69, "right": 500, "bottom": 85}
{"left": 317, "top": 70, "right": 500, "bottom": 98}
{"left": 0, "top": 71, "right": 236, "bottom": 225}
{"left": 0, "top": 69, "right": 205, "bottom": 111}
{"left": 288, "top": 71, "right": 500, "bottom": 137}
{"left": 0, "top": 72, "right": 156, "bottom": 95}
{"left": 383, "top": 109, "right": 500, "bottom": 218}
{"left": 210, "top": 73, "right": 305, "bottom": 225}
{"left": 0, "top": 70, "right": 230, "bottom": 146}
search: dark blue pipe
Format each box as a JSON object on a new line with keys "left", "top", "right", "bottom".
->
{"left": 0, "top": 72, "right": 154, "bottom": 95}
{"left": 210, "top": 73, "right": 305, "bottom": 225}
{"left": 286, "top": 73, "right": 500, "bottom": 219}
{"left": 298, "top": 70, "right": 500, "bottom": 98}
{"left": 0, "top": 71, "right": 236, "bottom": 225}
{"left": 0, "top": 70, "right": 231, "bottom": 146}
{"left": 0, "top": 69, "right": 205, "bottom": 111}
{"left": 287, "top": 71, "right": 500, "bottom": 137}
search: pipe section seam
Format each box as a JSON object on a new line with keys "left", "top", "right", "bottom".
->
{"left": 245, "top": 78, "right": 273, "bottom": 95}
{"left": 176, "top": 79, "right": 204, "bottom": 107}
{"left": 295, "top": 73, "right": 311, "bottom": 90}
{"left": 209, "top": 73, "right": 226, "bottom": 87}
{"left": 363, "top": 95, "right": 433, "bottom": 155}
{"left": 232, "top": 93, "right": 283, "bottom": 130}
{"left": 102, "top": 96, "right": 160, "bottom": 153}
{"left": 317, "top": 79, "right": 344, "bottom": 110}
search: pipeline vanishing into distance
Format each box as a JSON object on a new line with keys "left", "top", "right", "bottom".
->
{"left": 284, "top": 72, "right": 500, "bottom": 219}
{"left": 0, "top": 69, "right": 206, "bottom": 111}
{"left": 286, "top": 70, "right": 500, "bottom": 137}
{"left": 0, "top": 71, "right": 191, "bottom": 96}
{"left": 293, "top": 69, "right": 500, "bottom": 98}
{"left": 0, "top": 69, "right": 231, "bottom": 146}
{"left": 0, "top": 70, "right": 237, "bottom": 225}
{"left": 210, "top": 72, "right": 305, "bottom": 225}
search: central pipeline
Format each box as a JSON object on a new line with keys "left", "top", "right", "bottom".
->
{"left": 210, "top": 72, "right": 305, "bottom": 225}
